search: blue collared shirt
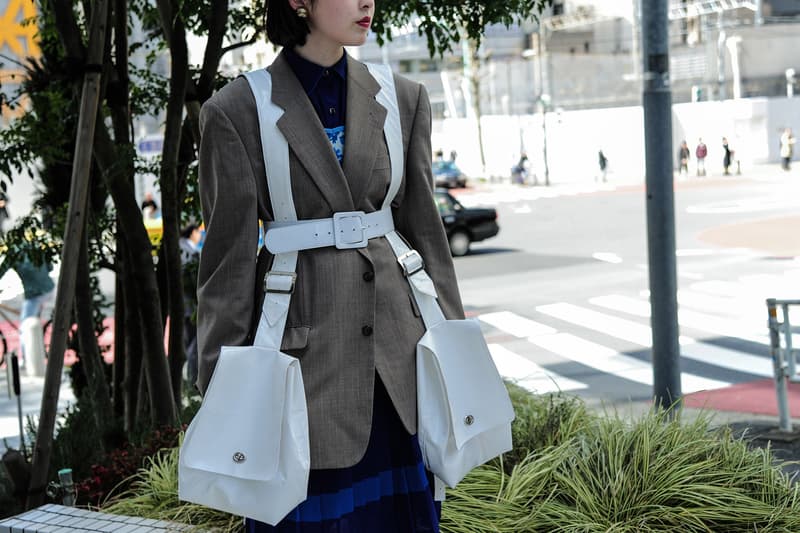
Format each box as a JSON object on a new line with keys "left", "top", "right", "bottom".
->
{"left": 284, "top": 48, "right": 347, "bottom": 163}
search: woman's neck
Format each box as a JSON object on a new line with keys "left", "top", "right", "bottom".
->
{"left": 293, "top": 40, "right": 345, "bottom": 67}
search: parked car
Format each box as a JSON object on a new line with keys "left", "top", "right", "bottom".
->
{"left": 432, "top": 160, "right": 467, "bottom": 188}
{"left": 434, "top": 189, "right": 499, "bottom": 256}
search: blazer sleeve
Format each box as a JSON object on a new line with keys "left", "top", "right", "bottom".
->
{"left": 393, "top": 83, "right": 465, "bottom": 321}
{"left": 196, "top": 99, "right": 260, "bottom": 395}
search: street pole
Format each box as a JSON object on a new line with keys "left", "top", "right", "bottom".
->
{"left": 538, "top": 24, "right": 550, "bottom": 186}
{"left": 642, "top": 0, "right": 681, "bottom": 411}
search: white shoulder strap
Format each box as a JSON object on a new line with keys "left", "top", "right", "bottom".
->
{"left": 242, "top": 69, "right": 298, "bottom": 349}
{"left": 366, "top": 63, "right": 403, "bottom": 210}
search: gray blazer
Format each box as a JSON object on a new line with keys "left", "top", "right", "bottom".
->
{"left": 197, "top": 51, "right": 464, "bottom": 469}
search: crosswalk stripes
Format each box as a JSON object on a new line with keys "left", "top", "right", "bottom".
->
{"left": 588, "top": 294, "right": 768, "bottom": 345}
{"left": 487, "top": 343, "right": 585, "bottom": 394}
{"left": 529, "top": 332, "right": 728, "bottom": 392}
{"left": 476, "top": 273, "right": 789, "bottom": 397}
{"left": 453, "top": 183, "right": 614, "bottom": 208}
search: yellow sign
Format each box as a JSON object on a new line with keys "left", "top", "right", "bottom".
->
{"left": 0, "top": 0, "right": 40, "bottom": 58}
{"left": 1, "top": 0, "right": 39, "bottom": 123}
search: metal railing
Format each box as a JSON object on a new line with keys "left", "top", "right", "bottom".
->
{"left": 766, "top": 298, "right": 800, "bottom": 431}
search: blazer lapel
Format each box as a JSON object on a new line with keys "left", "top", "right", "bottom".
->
{"left": 342, "top": 57, "right": 387, "bottom": 210}
{"left": 268, "top": 53, "right": 354, "bottom": 213}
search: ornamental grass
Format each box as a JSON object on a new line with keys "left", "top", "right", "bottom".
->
{"left": 102, "top": 442, "right": 241, "bottom": 532}
{"left": 101, "top": 389, "right": 800, "bottom": 532}
{"left": 441, "top": 408, "right": 800, "bottom": 533}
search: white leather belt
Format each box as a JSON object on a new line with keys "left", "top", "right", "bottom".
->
{"left": 264, "top": 208, "right": 395, "bottom": 254}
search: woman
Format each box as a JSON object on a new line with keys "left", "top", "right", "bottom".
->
{"left": 196, "top": 0, "right": 464, "bottom": 530}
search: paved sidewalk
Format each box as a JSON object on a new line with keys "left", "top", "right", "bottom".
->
{"left": 0, "top": 368, "right": 75, "bottom": 453}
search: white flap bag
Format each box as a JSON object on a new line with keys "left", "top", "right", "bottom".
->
{"left": 178, "top": 345, "right": 309, "bottom": 524}
{"left": 179, "top": 68, "right": 310, "bottom": 525}
{"left": 416, "top": 320, "right": 515, "bottom": 487}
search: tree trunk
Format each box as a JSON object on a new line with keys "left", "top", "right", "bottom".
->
{"left": 120, "top": 249, "right": 144, "bottom": 433}
{"left": 75, "top": 227, "right": 113, "bottom": 441}
{"left": 92, "top": 123, "right": 177, "bottom": 427}
{"left": 157, "top": 0, "right": 190, "bottom": 407}
{"left": 112, "top": 270, "right": 125, "bottom": 420}
{"left": 466, "top": 37, "right": 487, "bottom": 176}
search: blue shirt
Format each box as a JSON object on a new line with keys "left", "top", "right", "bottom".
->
{"left": 284, "top": 48, "right": 347, "bottom": 163}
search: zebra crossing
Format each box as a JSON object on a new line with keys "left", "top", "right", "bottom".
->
{"left": 454, "top": 182, "right": 616, "bottom": 208}
{"left": 477, "top": 267, "right": 800, "bottom": 401}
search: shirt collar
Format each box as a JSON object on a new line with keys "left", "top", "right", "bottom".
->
{"left": 284, "top": 48, "right": 348, "bottom": 95}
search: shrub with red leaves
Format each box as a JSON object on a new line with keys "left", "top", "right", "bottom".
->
{"left": 75, "top": 424, "right": 187, "bottom": 507}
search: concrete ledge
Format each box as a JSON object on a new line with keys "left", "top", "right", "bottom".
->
{"left": 0, "top": 504, "right": 191, "bottom": 532}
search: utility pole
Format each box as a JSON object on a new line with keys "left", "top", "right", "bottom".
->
{"left": 642, "top": 0, "right": 681, "bottom": 411}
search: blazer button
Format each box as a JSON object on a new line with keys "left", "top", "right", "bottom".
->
{"left": 363, "top": 271, "right": 375, "bottom": 282}
{"left": 362, "top": 325, "right": 373, "bottom": 336}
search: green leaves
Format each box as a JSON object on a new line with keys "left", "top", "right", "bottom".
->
{"left": 373, "top": 0, "right": 550, "bottom": 57}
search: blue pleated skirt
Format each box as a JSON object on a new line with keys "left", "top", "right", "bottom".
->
{"left": 246, "top": 376, "right": 441, "bottom": 532}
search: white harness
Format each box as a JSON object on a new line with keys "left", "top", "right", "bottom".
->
{"left": 242, "top": 64, "right": 446, "bottom": 351}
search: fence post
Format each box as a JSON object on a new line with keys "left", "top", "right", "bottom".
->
{"left": 781, "top": 303, "right": 796, "bottom": 380}
{"left": 767, "top": 298, "right": 792, "bottom": 432}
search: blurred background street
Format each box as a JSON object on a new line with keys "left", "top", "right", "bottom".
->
{"left": 450, "top": 163, "right": 800, "bottom": 408}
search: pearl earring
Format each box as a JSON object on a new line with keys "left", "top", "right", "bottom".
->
{"left": 296, "top": 6, "right": 308, "bottom": 18}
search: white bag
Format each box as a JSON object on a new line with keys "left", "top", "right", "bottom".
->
{"left": 416, "top": 320, "right": 515, "bottom": 488}
{"left": 179, "top": 345, "right": 310, "bottom": 525}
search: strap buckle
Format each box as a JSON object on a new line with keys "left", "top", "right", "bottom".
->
{"left": 264, "top": 271, "right": 297, "bottom": 294}
{"left": 333, "top": 211, "right": 368, "bottom": 249}
{"left": 397, "top": 250, "right": 425, "bottom": 277}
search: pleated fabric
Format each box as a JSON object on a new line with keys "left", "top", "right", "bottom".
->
{"left": 246, "top": 376, "right": 440, "bottom": 532}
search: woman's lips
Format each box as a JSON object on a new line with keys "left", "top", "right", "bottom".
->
{"left": 357, "top": 17, "right": 371, "bottom": 28}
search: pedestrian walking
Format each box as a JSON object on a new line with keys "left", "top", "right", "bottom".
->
{"left": 695, "top": 138, "right": 707, "bottom": 176}
{"left": 179, "top": 223, "right": 203, "bottom": 389}
{"left": 195, "top": 0, "right": 464, "bottom": 530}
{"left": 0, "top": 254, "right": 55, "bottom": 362}
{"left": 722, "top": 137, "right": 733, "bottom": 175}
{"left": 597, "top": 150, "right": 608, "bottom": 182}
{"left": 677, "top": 140, "right": 690, "bottom": 176}
{"left": 780, "top": 128, "right": 795, "bottom": 171}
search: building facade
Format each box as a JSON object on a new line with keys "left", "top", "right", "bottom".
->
{"left": 355, "top": 0, "right": 800, "bottom": 117}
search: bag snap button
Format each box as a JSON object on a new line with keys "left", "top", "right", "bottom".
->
{"left": 464, "top": 415, "right": 474, "bottom": 426}
{"left": 233, "top": 452, "right": 246, "bottom": 464}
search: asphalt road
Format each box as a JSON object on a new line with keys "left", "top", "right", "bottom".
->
{"left": 450, "top": 165, "right": 800, "bottom": 408}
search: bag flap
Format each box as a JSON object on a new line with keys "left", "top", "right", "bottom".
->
{"left": 181, "top": 345, "right": 297, "bottom": 481}
{"left": 418, "top": 320, "right": 515, "bottom": 450}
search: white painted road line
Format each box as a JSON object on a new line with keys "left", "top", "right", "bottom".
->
{"left": 479, "top": 311, "right": 557, "bottom": 338}
{"left": 537, "top": 302, "right": 694, "bottom": 346}
{"left": 588, "top": 294, "right": 767, "bottom": 346}
{"left": 680, "top": 341, "right": 773, "bottom": 378}
{"left": 488, "top": 343, "right": 585, "bottom": 394}
{"left": 529, "top": 332, "right": 729, "bottom": 393}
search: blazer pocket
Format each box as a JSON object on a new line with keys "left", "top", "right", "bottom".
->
{"left": 281, "top": 326, "right": 310, "bottom": 354}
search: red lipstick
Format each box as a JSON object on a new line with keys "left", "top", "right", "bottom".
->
{"left": 357, "top": 17, "right": 371, "bottom": 28}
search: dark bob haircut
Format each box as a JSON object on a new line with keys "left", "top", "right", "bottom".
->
{"left": 265, "top": 0, "right": 314, "bottom": 48}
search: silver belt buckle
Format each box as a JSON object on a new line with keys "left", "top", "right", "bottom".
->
{"left": 333, "top": 211, "right": 368, "bottom": 249}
